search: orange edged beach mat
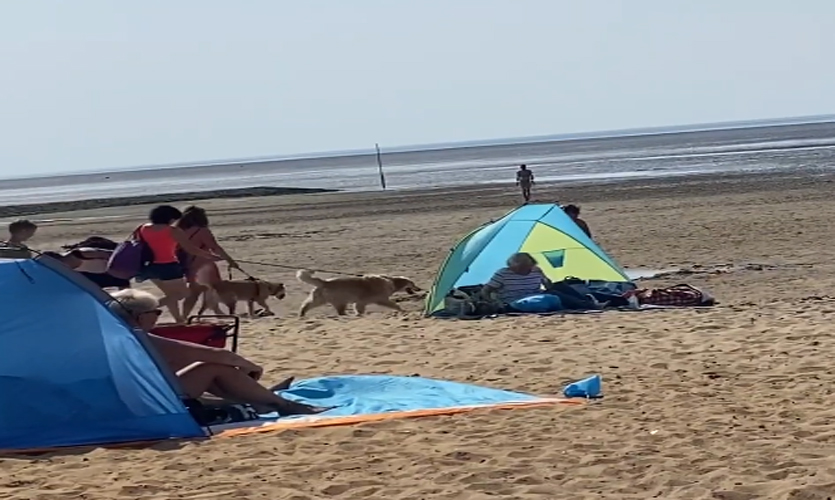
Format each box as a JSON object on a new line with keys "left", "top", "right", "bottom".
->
{"left": 214, "top": 397, "right": 586, "bottom": 438}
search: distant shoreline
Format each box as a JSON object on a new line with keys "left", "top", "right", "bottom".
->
{"left": 4, "top": 116, "right": 835, "bottom": 185}
{"left": 2, "top": 168, "right": 832, "bottom": 219}
{"left": 0, "top": 186, "right": 337, "bottom": 218}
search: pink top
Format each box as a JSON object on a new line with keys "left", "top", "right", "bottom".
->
{"left": 182, "top": 227, "right": 222, "bottom": 284}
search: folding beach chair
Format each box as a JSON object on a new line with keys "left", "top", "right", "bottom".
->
{"left": 151, "top": 315, "right": 241, "bottom": 352}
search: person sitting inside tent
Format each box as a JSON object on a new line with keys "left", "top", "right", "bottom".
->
{"left": 108, "top": 289, "right": 324, "bottom": 416}
{"left": 563, "top": 204, "right": 592, "bottom": 239}
{"left": 481, "top": 252, "right": 552, "bottom": 305}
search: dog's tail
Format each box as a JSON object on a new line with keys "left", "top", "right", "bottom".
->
{"left": 296, "top": 269, "right": 327, "bottom": 287}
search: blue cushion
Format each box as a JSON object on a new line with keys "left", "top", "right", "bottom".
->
{"left": 510, "top": 294, "right": 563, "bottom": 313}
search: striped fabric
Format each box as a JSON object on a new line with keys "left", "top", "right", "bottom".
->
{"left": 487, "top": 267, "right": 548, "bottom": 304}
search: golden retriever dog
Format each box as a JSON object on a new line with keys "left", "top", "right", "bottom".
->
{"left": 199, "top": 278, "right": 286, "bottom": 317}
{"left": 296, "top": 269, "right": 420, "bottom": 317}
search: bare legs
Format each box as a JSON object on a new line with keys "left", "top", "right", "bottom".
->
{"left": 182, "top": 282, "right": 207, "bottom": 319}
{"left": 152, "top": 278, "right": 189, "bottom": 324}
{"left": 521, "top": 184, "right": 532, "bottom": 203}
{"left": 177, "top": 363, "right": 320, "bottom": 415}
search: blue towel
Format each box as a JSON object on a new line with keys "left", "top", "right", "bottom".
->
{"left": 262, "top": 375, "right": 541, "bottom": 420}
{"left": 510, "top": 294, "right": 563, "bottom": 313}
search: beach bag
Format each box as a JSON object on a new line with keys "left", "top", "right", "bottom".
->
{"left": 444, "top": 289, "right": 477, "bottom": 317}
{"left": 509, "top": 294, "right": 563, "bottom": 313}
{"left": 443, "top": 286, "right": 504, "bottom": 317}
{"left": 106, "top": 226, "right": 151, "bottom": 280}
{"left": 184, "top": 398, "right": 259, "bottom": 426}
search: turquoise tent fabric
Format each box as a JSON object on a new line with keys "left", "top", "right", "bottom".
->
{"left": 425, "top": 204, "right": 631, "bottom": 315}
{"left": 0, "top": 258, "right": 205, "bottom": 451}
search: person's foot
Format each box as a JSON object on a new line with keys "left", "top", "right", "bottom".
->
{"left": 269, "top": 376, "right": 295, "bottom": 392}
{"left": 274, "top": 398, "right": 329, "bottom": 416}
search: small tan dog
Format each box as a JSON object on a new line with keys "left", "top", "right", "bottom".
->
{"left": 296, "top": 269, "right": 420, "bottom": 317}
{"left": 199, "top": 278, "right": 287, "bottom": 317}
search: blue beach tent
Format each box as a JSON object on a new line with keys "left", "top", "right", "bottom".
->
{"left": 0, "top": 257, "right": 206, "bottom": 451}
{"left": 425, "top": 204, "right": 631, "bottom": 315}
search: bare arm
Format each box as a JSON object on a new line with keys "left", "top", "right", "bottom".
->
{"left": 170, "top": 227, "right": 218, "bottom": 260}
{"left": 148, "top": 333, "right": 261, "bottom": 374}
{"left": 539, "top": 269, "right": 552, "bottom": 288}
{"left": 202, "top": 228, "right": 236, "bottom": 265}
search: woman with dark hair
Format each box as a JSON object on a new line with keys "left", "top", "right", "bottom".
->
{"left": 175, "top": 205, "right": 239, "bottom": 318}
{"left": 62, "top": 236, "right": 119, "bottom": 251}
{"left": 138, "top": 204, "right": 232, "bottom": 324}
{"left": 563, "top": 204, "right": 592, "bottom": 238}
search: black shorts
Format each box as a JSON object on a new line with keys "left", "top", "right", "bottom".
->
{"left": 141, "top": 262, "right": 185, "bottom": 281}
{"left": 80, "top": 272, "right": 131, "bottom": 289}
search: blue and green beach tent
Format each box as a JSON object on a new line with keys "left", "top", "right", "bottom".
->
{"left": 0, "top": 257, "right": 206, "bottom": 451}
{"left": 424, "top": 203, "right": 631, "bottom": 315}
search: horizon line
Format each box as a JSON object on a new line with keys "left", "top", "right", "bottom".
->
{"left": 5, "top": 112, "right": 835, "bottom": 181}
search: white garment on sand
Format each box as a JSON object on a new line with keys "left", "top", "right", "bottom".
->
{"left": 73, "top": 247, "right": 109, "bottom": 274}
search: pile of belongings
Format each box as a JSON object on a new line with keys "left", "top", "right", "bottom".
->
{"left": 625, "top": 283, "right": 715, "bottom": 307}
{"left": 441, "top": 279, "right": 715, "bottom": 318}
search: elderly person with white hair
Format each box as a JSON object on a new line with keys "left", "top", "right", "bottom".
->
{"left": 109, "top": 289, "right": 322, "bottom": 416}
{"left": 481, "top": 252, "right": 552, "bottom": 305}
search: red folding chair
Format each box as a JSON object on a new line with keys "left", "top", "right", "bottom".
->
{"left": 150, "top": 315, "right": 241, "bottom": 352}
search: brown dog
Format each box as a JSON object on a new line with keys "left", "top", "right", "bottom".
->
{"left": 296, "top": 269, "right": 420, "bottom": 317}
{"left": 199, "top": 278, "right": 286, "bottom": 317}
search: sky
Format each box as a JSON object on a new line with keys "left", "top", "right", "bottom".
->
{"left": 1, "top": 1, "right": 834, "bottom": 177}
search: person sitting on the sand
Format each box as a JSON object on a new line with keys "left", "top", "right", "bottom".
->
{"left": 0, "top": 219, "right": 38, "bottom": 259}
{"left": 108, "top": 289, "right": 324, "bottom": 416}
{"left": 481, "top": 252, "right": 552, "bottom": 304}
{"left": 563, "top": 204, "right": 592, "bottom": 238}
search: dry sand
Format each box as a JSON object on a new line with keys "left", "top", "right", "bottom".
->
{"left": 4, "top": 172, "right": 835, "bottom": 500}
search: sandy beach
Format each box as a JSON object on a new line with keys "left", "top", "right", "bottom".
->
{"left": 4, "top": 171, "right": 835, "bottom": 500}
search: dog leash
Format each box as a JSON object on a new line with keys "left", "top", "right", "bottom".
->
{"left": 233, "top": 259, "right": 364, "bottom": 277}
{"left": 227, "top": 264, "right": 258, "bottom": 281}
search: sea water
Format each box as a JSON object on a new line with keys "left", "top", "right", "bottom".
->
{"left": 2, "top": 120, "right": 835, "bottom": 206}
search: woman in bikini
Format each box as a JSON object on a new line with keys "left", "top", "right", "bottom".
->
{"left": 175, "top": 205, "right": 239, "bottom": 318}
{"left": 139, "top": 205, "right": 236, "bottom": 324}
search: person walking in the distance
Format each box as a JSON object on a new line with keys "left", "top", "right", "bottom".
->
{"left": 516, "top": 164, "right": 534, "bottom": 203}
